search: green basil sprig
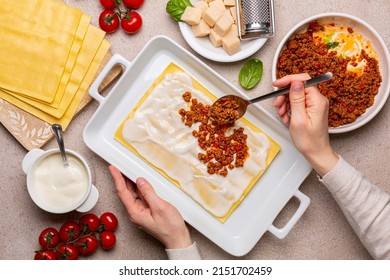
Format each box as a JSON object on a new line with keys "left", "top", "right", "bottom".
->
{"left": 166, "top": 0, "right": 192, "bottom": 22}
{"left": 239, "top": 58, "right": 263, "bottom": 90}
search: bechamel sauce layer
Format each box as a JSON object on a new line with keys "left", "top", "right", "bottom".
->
{"left": 122, "top": 72, "right": 271, "bottom": 218}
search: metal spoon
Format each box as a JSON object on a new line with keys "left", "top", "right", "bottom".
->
{"left": 52, "top": 124, "right": 69, "bottom": 167}
{"left": 210, "top": 72, "right": 333, "bottom": 124}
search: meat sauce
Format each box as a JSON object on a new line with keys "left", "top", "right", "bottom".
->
{"left": 179, "top": 92, "right": 249, "bottom": 177}
{"left": 276, "top": 21, "right": 382, "bottom": 127}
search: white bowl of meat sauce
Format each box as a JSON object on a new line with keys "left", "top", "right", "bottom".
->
{"left": 272, "top": 13, "right": 390, "bottom": 133}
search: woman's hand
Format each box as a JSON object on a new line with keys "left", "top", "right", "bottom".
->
{"left": 108, "top": 165, "right": 193, "bottom": 249}
{"left": 273, "top": 74, "right": 339, "bottom": 176}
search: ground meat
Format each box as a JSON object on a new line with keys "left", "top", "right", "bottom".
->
{"left": 276, "top": 21, "right": 382, "bottom": 127}
{"left": 178, "top": 92, "right": 249, "bottom": 176}
{"left": 208, "top": 96, "right": 240, "bottom": 125}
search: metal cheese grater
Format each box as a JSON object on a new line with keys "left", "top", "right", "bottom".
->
{"left": 236, "top": 0, "right": 275, "bottom": 40}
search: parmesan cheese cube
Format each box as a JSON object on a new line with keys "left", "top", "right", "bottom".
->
{"left": 209, "top": 28, "right": 223, "bottom": 47}
{"left": 209, "top": 0, "right": 226, "bottom": 11}
{"left": 193, "top": 1, "right": 209, "bottom": 14}
{"left": 202, "top": 6, "right": 223, "bottom": 27}
{"left": 192, "top": 19, "right": 211, "bottom": 37}
{"left": 181, "top": 6, "right": 202, "bottom": 26}
{"left": 230, "top": 6, "right": 237, "bottom": 23}
{"left": 214, "top": 13, "right": 233, "bottom": 37}
{"left": 224, "top": 0, "right": 236, "bottom": 6}
{"left": 226, "top": 24, "right": 238, "bottom": 37}
{"left": 223, "top": 9, "right": 233, "bottom": 21}
{"left": 222, "top": 33, "right": 241, "bottom": 55}
{"left": 203, "top": 0, "right": 214, "bottom": 2}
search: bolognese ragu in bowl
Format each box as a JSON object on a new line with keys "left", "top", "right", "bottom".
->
{"left": 272, "top": 13, "right": 390, "bottom": 133}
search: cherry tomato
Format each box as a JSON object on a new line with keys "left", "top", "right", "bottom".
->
{"left": 79, "top": 213, "right": 100, "bottom": 233}
{"left": 120, "top": 11, "right": 142, "bottom": 34}
{"left": 76, "top": 234, "right": 99, "bottom": 256}
{"left": 99, "top": 10, "right": 120, "bottom": 33}
{"left": 34, "top": 250, "right": 57, "bottom": 260}
{"left": 100, "top": 212, "right": 118, "bottom": 231}
{"left": 59, "top": 221, "right": 81, "bottom": 242}
{"left": 38, "top": 227, "right": 60, "bottom": 249}
{"left": 99, "top": 231, "right": 116, "bottom": 250}
{"left": 56, "top": 243, "right": 79, "bottom": 260}
{"left": 99, "top": 0, "right": 117, "bottom": 9}
{"left": 122, "top": 0, "right": 144, "bottom": 9}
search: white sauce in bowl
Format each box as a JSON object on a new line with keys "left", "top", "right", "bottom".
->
{"left": 32, "top": 153, "right": 89, "bottom": 209}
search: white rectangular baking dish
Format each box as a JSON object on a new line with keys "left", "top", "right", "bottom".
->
{"left": 83, "top": 35, "right": 312, "bottom": 256}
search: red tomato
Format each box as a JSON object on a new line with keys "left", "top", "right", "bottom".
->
{"left": 120, "top": 11, "right": 142, "bottom": 34}
{"left": 100, "top": 212, "right": 118, "bottom": 231}
{"left": 34, "top": 250, "right": 57, "bottom": 260}
{"left": 59, "top": 221, "right": 81, "bottom": 242}
{"left": 99, "top": 10, "right": 120, "bottom": 33}
{"left": 76, "top": 234, "right": 99, "bottom": 256}
{"left": 56, "top": 243, "right": 79, "bottom": 260}
{"left": 122, "top": 0, "right": 144, "bottom": 9}
{"left": 99, "top": 231, "right": 116, "bottom": 250}
{"left": 79, "top": 213, "right": 100, "bottom": 232}
{"left": 38, "top": 227, "right": 60, "bottom": 249}
{"left": 99, "top": 0, "right": 117, "bottom": 9}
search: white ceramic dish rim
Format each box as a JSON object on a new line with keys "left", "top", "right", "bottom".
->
{"left": 271, "top": 12, "right": 390, "bottom": 134}
{"left": 83, "top": 35, "right": 312, "bottom": 256}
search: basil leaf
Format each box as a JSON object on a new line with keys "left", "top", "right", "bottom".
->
{"left": 326, "top": 41, "right": 339, "bottom": 49}
{"left": 239, "top": 58, "right": 263, "bottom": 90}
{"left": 166, "top": 0, "right": 192, "bottom": 22}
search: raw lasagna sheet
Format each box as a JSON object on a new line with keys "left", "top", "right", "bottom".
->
{"left": 114, "top": 63, "right": 280, "bottom": 222}
{"left": 0, "top": 0, "right": 83, "bottom": 102}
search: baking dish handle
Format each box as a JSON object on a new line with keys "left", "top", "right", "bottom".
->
{"left": 88, "top": 53, "right": 131, "bottom": 104}
{"left": 268, "top": 190, "right": 310, "bottom": 239}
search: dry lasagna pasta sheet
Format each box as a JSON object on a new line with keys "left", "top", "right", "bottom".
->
{"left": 0, "top": 0, "right": 110, "bottom": 130}
{"left": 114, "top": 63, "right": 281, "bottom": 222}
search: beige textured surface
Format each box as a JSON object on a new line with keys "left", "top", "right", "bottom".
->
{"left": 1, "top": 0, "right": 389, "bottom": 260}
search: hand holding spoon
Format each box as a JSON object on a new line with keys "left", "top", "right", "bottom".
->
{"left": 52, "top": 124, "right": 69, "bottom": 167}
{"left": 209, "top": 72, "right": 333, "bottom": 124}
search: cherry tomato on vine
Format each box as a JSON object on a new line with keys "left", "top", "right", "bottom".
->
{"left": 56, "top": 243, "right": 79, "bottom": 260}
{"left": 59, "top": 221, "right": 81, "bottom": 242}
{"left": 79, "top": 213, "right": 100, "bottom": 232}
{"left": 38, "top": 227, "right": 60, "bottom": 249}
{"left": 120, "top": 11, "right": 142, "bottom": 34}
{"left": 99, "top": 231, "right": 116, "bottom": 250}
{"left": 100, "top": 212, "right": 118, "bottom": 231}
{"left": 122, "top": 0, "right": 144, "bottom": 9}
{"left": 76, "top": 234, "right": 99, "bottom": 256}
{"left": 99, "top": 10, "right": 120, "bottom": 33}
{"left": 99, "top": 0, "right": 117, "bottom": 9}
{"left": 34, "top": 250, "right": 57, "bottom": 260}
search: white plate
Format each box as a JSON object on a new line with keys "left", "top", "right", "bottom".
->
{"left": 272, "top": 13, "right": 390, "bottom": 134}
{"left": 179, "top": 21, "right": 267, "bottom": 62}
{"left": 83, "top": 36, "right": 312, "bottom": 256}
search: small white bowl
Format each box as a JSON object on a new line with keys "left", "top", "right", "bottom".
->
{"left": 22, "top": 149, "right": 99, "bottom": 214}
{"left": 272, "top": 13, "right": 390, "bottom": 133}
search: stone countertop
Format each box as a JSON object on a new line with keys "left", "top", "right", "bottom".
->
{"left": 1, "top": 0, "right": 389, "bottom": 260}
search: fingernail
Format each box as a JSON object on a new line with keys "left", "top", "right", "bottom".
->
{"left": 136, "top": 177, "right": 146, "bottom": 187}
{"left": 291, "top": 81, "right": 303, "bottom": 92}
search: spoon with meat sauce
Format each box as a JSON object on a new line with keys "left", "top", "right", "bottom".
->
{"left": 209, "top": 72, "right": 333, "bottom": 125}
